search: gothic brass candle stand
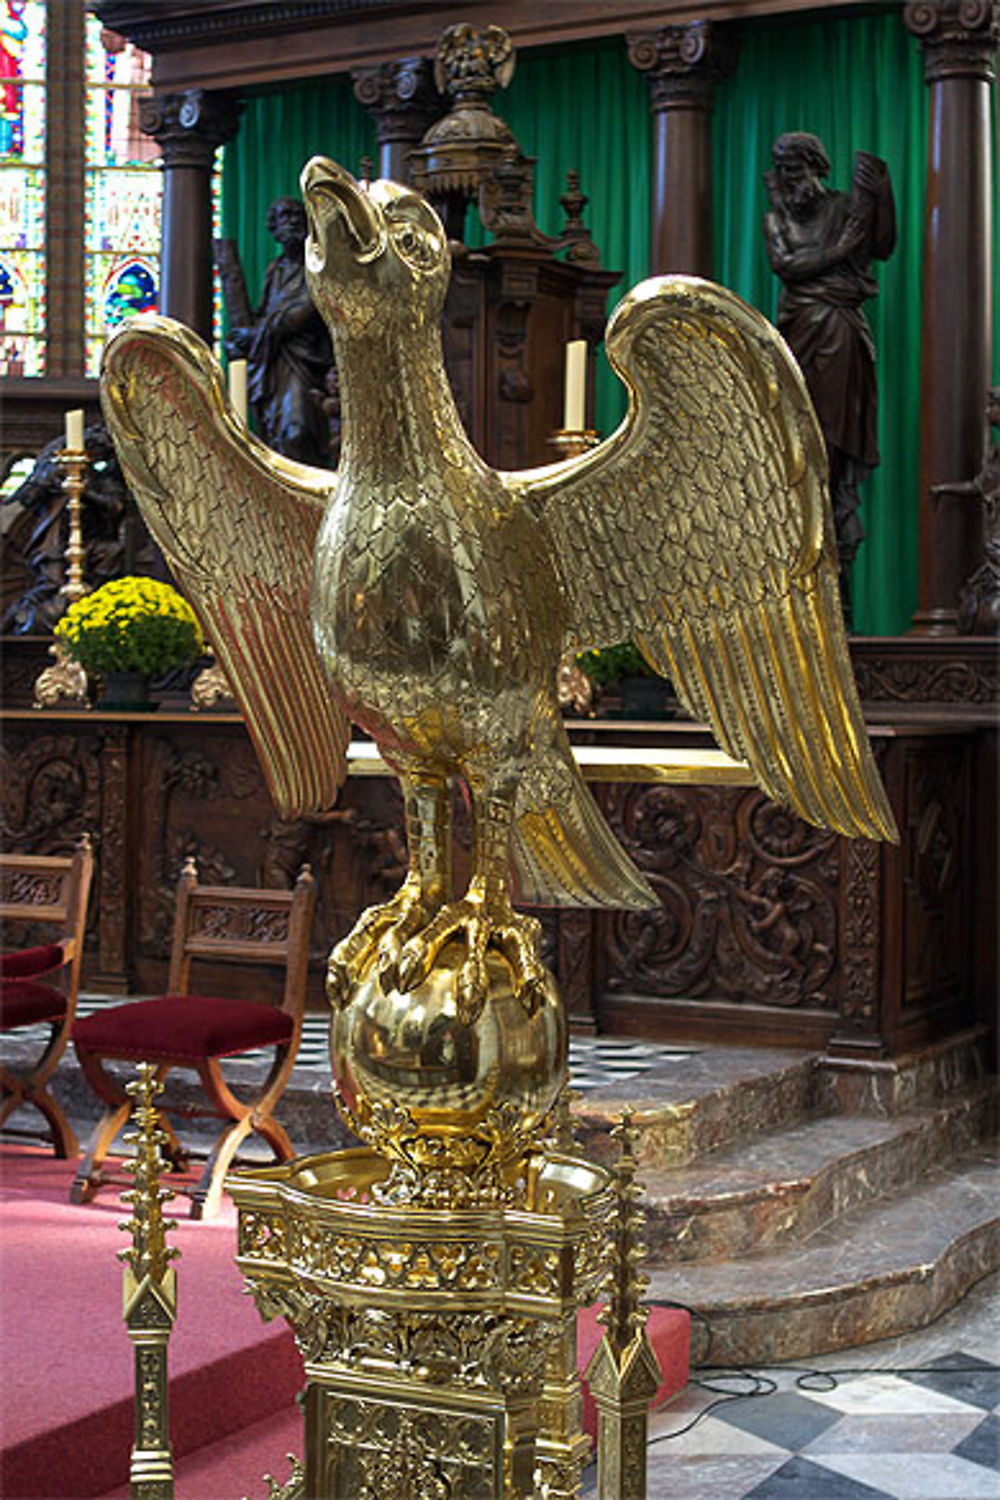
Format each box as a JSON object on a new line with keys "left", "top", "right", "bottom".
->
{"left": 33, "top": 444, "right": 90, "bottom": 710}
{"left": 119, "top": 1065, "right": 179, "bottom": 1500}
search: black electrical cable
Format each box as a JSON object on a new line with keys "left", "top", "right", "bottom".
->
{"left": 642, "top": 1297, "right": 997, "bottom": 1443}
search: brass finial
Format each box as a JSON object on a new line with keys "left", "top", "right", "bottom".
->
{"left": 119, "top": 1064, "right": 180, "bottom": 1285}
{"left": 600, "top": 1108, "right": 650, "bottom": 1355}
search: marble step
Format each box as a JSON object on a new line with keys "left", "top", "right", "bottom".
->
{"left": 641, "top": 1081, "right": 996, "bottom": 1264}
{"left": 646, "top": 1147, "right": 1000, "bottom": 1364}
{"left": 573, "top": 1045, "right": 823, "bottom": 1169}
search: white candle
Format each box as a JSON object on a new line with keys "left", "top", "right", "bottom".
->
{"left": 65, "top": 409, "right": 84, "bottom": 451}
{"left": 563, "top": 340, "right": 587, "bottom": 432}
{"left": 228, "top": 359, "right": 247, "bottom": 423}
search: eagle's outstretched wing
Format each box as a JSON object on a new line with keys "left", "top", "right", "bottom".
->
{"left": 513, "top": 276, "right": 896, "bottom": 843}
{"left": 100, "top": 315, "right": 349, "bottom": 819}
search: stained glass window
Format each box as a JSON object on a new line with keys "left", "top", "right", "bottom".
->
{"left": 83, "top": 17, "right": 160, "bottom": 376}
{"left": 0, "top": 0, "right": 46, "bottom": 375}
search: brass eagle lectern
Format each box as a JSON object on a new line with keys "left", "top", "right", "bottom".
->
{"left": 100, "top": 157, "right": 895, "bottom": 1500}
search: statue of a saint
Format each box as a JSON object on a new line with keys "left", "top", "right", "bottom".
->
{"left": 219, "top": 196, "right": 334, "bottom": 467}
{"left": 1, "top": 421, "right": 151, "bottom": 633}
{"left": 764, "top": 132, "right": 896, "bottom": 626}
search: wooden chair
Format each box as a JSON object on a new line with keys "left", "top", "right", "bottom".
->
{"left": 71, "top": 857, "right": 316, "bottom": 1219}
{"left": 0, "top": 834, "right": 95, "bottom": 1157}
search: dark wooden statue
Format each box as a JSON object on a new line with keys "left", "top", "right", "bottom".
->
{"left": 1, "top": 421, "right": 152, "bottom": 634}
{"left": 216, "top": 197, "right": 334, "bottom": 467}
{"left": 763, "top": 132, "right": 896, "bottom": 627}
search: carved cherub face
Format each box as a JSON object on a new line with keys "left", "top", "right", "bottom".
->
{"left": 301, "top": 157, "right": 450, "bottom": 338}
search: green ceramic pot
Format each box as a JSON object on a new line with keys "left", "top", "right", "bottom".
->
{"left": 100, "top": 671, "right": 155, "bottom": 712}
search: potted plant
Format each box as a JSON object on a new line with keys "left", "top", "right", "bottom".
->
{"left": 54, "top": 575, "right": 204, "bottom": 710}
{"left": 575, "top": 641, "right": 678, "bottom": 719}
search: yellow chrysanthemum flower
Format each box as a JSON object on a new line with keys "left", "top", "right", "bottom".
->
{"left": 55, "top": 575, "right": 204, "bottom": 679}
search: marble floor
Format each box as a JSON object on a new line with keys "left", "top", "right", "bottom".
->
{"left": 584, "top": 1270, "right": 1000, "bottom": 1500}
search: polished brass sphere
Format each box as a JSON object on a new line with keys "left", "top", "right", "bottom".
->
{"left": 330, "top": 943, "right": 567, "bottom": 1149}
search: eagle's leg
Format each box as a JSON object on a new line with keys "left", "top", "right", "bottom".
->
{"left": 326, "top": 770, "right": 451, "bottom": 1005}
{"left": 397, "top": 785, "right": 546, "bottom": 1022}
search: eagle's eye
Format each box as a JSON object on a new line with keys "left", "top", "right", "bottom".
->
{"left": 383, "top": 195, "right": 443, "bottom": 272}
{"left": 392, "top": 220, "right": 437, "bottom": 270}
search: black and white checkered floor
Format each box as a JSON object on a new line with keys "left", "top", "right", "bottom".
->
{"left": 74, "top": 997, "right": 696, "bottom": 1093}
{"left": 589, "top": 1272, "right": 1000, "bottom": 1499}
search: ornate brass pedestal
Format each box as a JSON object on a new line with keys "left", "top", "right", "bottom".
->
{"left": 228, "top": 946, "right": 615, "bottom": 1500}
{"left": 232, "top": 1144, "right": 612, "bottom": 1499}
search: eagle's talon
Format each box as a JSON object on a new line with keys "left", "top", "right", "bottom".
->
{"left": 377, "top": 953, "right": 402, "bottom": 994}
{"left": 396, "top": 943, "right": 428, "bottom": 993}
{"left": 457, "top": 952, "right": 489, "bottom": 1023}
{"left": 327, "top": 873, "right": 437, "bottom": 1001}
{"left": 326, "top": 953, "right": 354, "bottom": 1010}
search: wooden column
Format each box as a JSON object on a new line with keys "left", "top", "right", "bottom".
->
{"left": 353, "top": 58, "right": 441, "bottom": 185}
{"left": 139, "top": 89, "right": 242, "bottom": 341}
{"left": 905, "top": 2, "right": 998, "bottom": 634}
{"left": 627, "top": 22, "right": 736, "bottom": 277}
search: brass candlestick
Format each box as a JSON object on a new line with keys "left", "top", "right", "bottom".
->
{"left": 119, "top": 1064, "right": 180, "bottom": 1500}
{"left": 33, "top": 445, "right": 91, "bottom": 710}
{"left": 550, "top": 427, "right": 600, "bottom": 462}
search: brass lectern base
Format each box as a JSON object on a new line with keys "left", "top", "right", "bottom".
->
{"left": 229, "top": 1146, "right": 612, "bottom": 1500}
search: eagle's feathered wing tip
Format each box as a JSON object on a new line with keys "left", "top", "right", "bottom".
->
{"left": 99, "top": 312, "right": 349, "bottom": 822}
{"left": 643, "top": 570, "right": 898, "bottom": 848}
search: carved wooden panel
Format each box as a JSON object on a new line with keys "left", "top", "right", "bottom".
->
{"left": 0, "top": 711, "right": 988, "bottom": 1056}
{"left": 899, "top": 739, "right": 970, "bottom": 1016}
{"left": 851, "top": 637, "right": 999, "bottom": 708}
{"left": 597, "top": 782, "right": 841, "bottom": 1011}
{"left": 1, "top": 729, "right": 103, "bottom": 852}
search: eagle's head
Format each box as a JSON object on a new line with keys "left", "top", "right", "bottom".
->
{"left": 301, "top": 156, "right": 450, "bottom": 339}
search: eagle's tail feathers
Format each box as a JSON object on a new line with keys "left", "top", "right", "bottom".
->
{"left": 512, "top": 756, "right": 658, "bottom": 911}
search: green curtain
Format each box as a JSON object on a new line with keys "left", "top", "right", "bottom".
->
{"left": 221, "top": 79, "right": 375, "bottom": 329}
{"left": 713, "top": 9, "right": 926, "bottom": 635}
{"left": 221, "top": 14, "right": 950, "bottom": 636}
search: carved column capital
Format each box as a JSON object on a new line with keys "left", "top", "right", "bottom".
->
{"left": 352, "top": 58, "right": 441, "bottom": 151}
{"left": 904, "top": 1, "right": 999, "bottom": 82}
{"left": 140, "top": 88, "right": 243, "bottom": 168}
{"left": 627, "top": 22, "right": 737, "bottom": 110}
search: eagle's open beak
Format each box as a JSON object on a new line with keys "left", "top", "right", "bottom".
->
{"left": 301, "top": 157, "right": 384, "bottom": 264}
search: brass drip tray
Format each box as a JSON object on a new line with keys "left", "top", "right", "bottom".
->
{"left": 229, "top": 1146, "right": 614, "bottom": 1315}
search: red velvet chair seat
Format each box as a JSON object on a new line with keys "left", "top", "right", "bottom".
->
{"left": 0, "top": 979, "right": 68, "bottom": 1030}
{"left": 71, "top": 860, "right": 315, "bottom": 1219}
{"left": 0, "top": 944, "right": 66, "bottom": 980}
{"left": 73, "top": 996, "right": 294, "bottom": 1062}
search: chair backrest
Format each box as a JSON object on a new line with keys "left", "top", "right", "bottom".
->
{"left": 0, "top": 835, "right": 95, "bottom": 1001}
{"left": 166, "top": 856, "right": 316, "bottom": 1018}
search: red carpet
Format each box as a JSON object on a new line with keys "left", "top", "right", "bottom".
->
{"left": 1, "top": 1144, "right": 689, "bottom": 1500}
{"left": 0, "top": 1145, "right": 301, "bottom": 1500}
